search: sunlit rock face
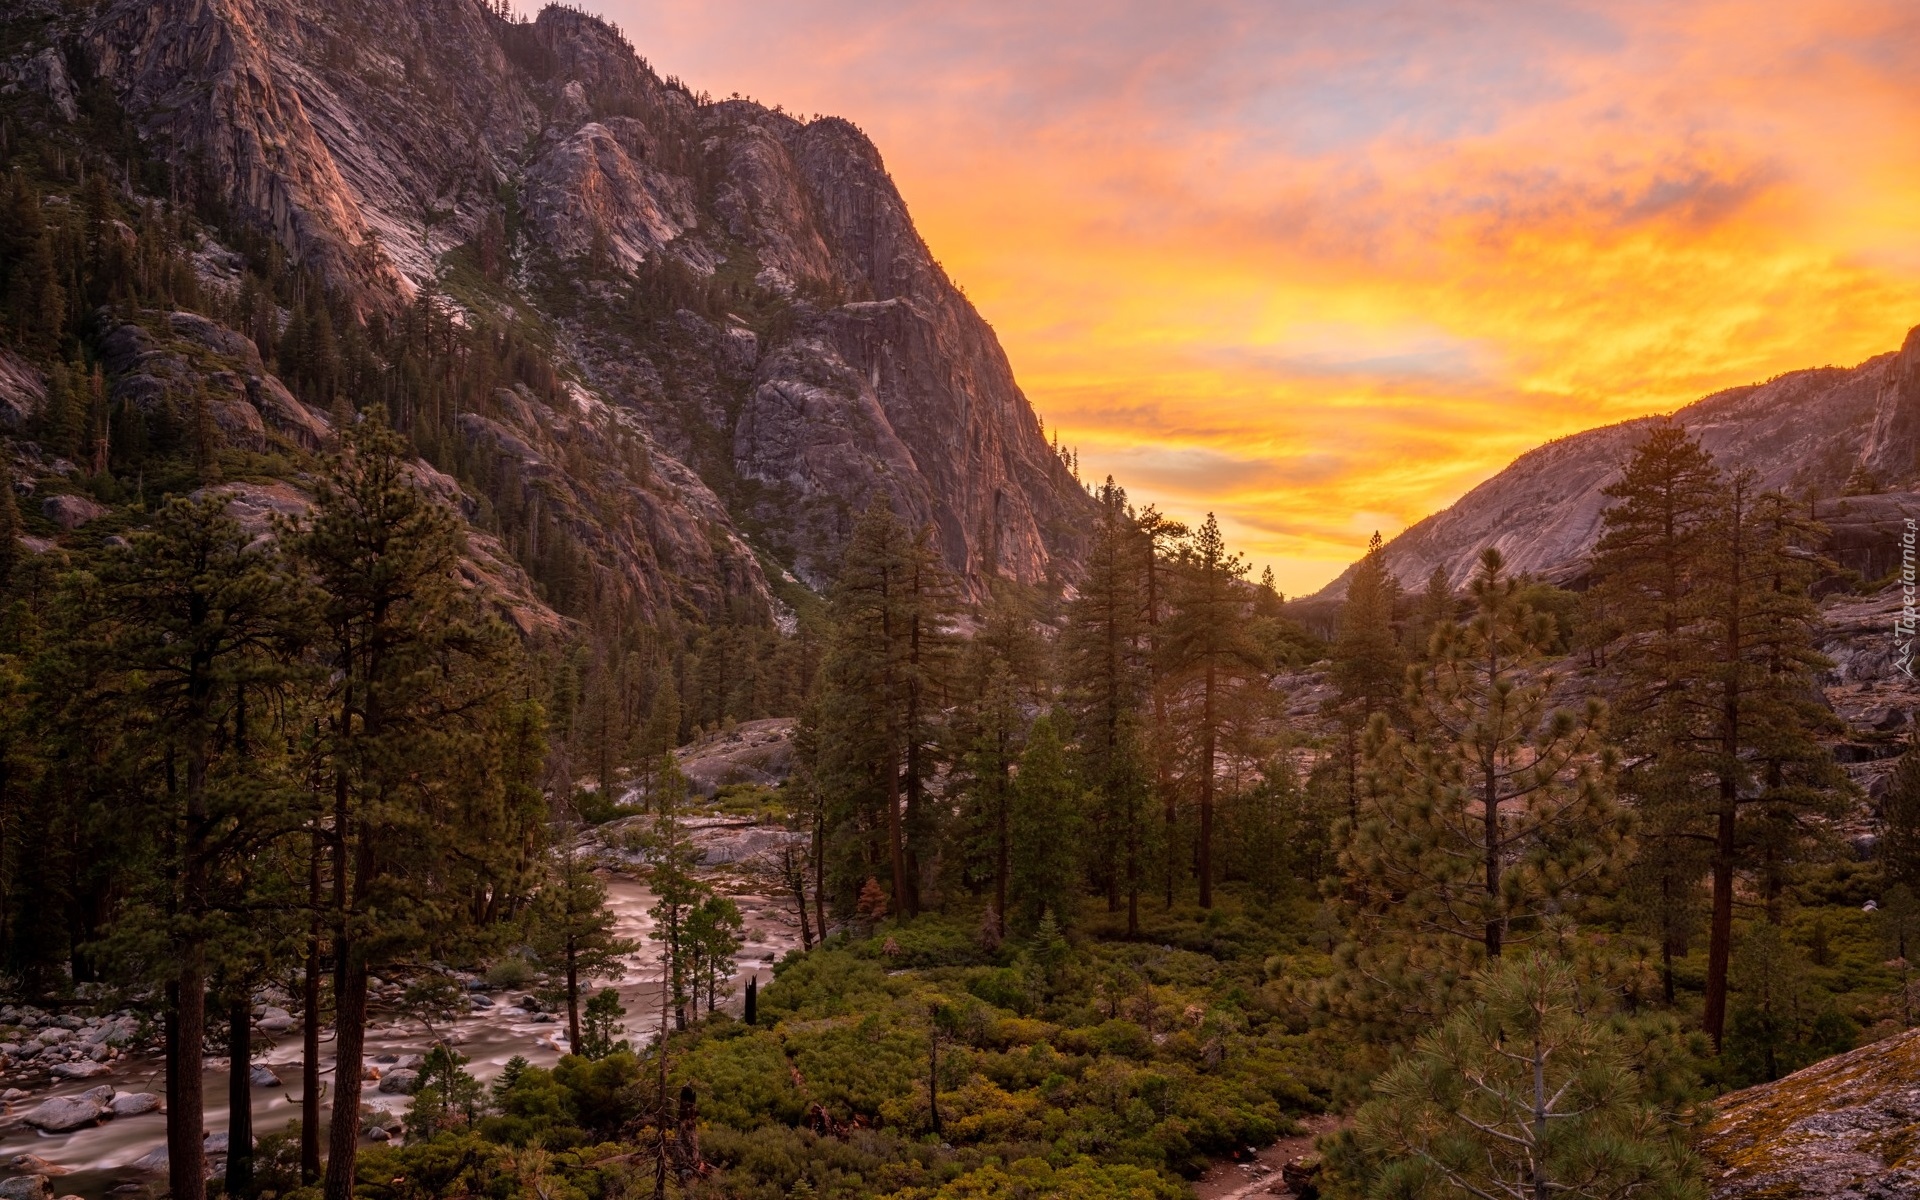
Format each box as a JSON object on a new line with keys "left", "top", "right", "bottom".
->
{"left": 1701, "top": 1026, "right": 1920, "bottom": 1199}
{"left": 1315, "top": 328, "right": 1920, "bottom": 599}
{"left": 78, "top": 0, "right": 1093, "bottom": 614}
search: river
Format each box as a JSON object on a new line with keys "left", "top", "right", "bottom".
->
{"left": 0, "top": 870, "right": 803, "bottom": 1197}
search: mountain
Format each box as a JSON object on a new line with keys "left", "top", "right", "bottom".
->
{"left": 1313, "top": 326, "right": 1920, "bottom": 599}
{"left": 2, "top": 0, "right": 1092, "bottom": 623}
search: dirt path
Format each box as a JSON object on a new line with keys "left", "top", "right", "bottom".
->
{"left": 1193, "top": 1113, "right": 1344, "bottom": 1200}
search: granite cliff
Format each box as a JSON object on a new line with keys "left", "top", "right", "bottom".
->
{"left": 3, "top": 0, "right": 1091, "bottom": 622}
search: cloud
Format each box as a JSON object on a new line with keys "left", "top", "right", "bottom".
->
{"left": 589, "top": 0, "right": 1920, "bottom": 594}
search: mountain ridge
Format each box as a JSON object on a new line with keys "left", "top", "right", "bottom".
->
{"left": 1312, "top": 328, "right": 1920, "bottom": 599}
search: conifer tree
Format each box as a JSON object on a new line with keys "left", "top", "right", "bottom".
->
{"left": 1341, "top": 550, "right": 1627, "bottom": 1032}
{"left": 1062, "top": 480, "right": 1151, "bottom": 930}
{"left": 530, "top": 820, "right": 637, "bottom": 1053}
{"left": 952, "top": 658, "right": 1026, "bottom": 939}
{"left": 1328, "top": 532, "right": 1405, "bottom": 820}
{"left": 1351, "top": 948, "right": 1705, "bottom": 1200}
{"left": 1010, "top": 714, "right": 1083, "bottom": 932}
{"left": 293, "top": 413, "right": 521, "bottom": 1200}
{"left": 1135, "top": 505, "right": 1186, "bottom": 907}
{"left": 1595, "top": 425, "right": 1844, "bottom": 1047}
{"left": 1161, "top": 514, "right": 1262, "bottom": 907}
{"left": 88, "top": 497, "right": 307, "bottom": 1200}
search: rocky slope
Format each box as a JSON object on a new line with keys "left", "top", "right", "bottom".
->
{"left": 1315, "top": 327, "right": 1920, "bottom": 598}
{"left": 1700, "top": 1024, "right": 1920, "bottom": 1199}
{"left": 35, "top": 0, "right": 1091, "bottom": 615}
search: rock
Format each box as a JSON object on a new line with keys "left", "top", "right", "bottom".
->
{"left": 468, "top": 994, "right": 494, "bottom": 1009}
{"left": 129, "top": 1148, "right": 168, "bottom": 1173}
{"left": 254, "top": 1007, "right": 295, "bottom": 1034}
{"left": 47, "top": 1061, "right": 110, "bottom": 1080}
{"left": 1702, "top": 1024, "right": 1920, "bottom": 1198}
{"left": 0, "top": 1175, "right": 51, "bottom": 1200}
{"left": 8, "top": 1156, "right": 68, "bottom": 1177}
{"left": 394, "top": 1054, "right": 424, "bottom": 1071}
{"left": 21, "top": 1096, "right": 105, "bottom": 1132}
{"left": 367, "top": 1126, "right": 390, "bottom": 1142}
{"left": 39, "top": 495, "right": 106, "bottom": 531}
{"left": 19, "top": 47, "right": 77, "bottom": 123}
{"left": 78, "top": 1086, "right": 113, "bottom": 1106}
{"left": 84, "top": 1043, "right": 109, "bottom": 1063}
{"left": 1, "top": 1088, "right": 27, "bottom": 1102}
{"left": 202, "top": 1132, "right": 227, "bottom": 1154}
{"left": 377, "top": 1069, "right": 419, "bottom": 1095}
{"left": 249, "top": 1065, "right": 280, "bottom": 1087}
{"left": 1280, "top": 1153, "right": 1322, "bottom": 1200}
{"left": 108, "top": 1092, "right": 160, "bottom": 1116}
{"left": 0, "top": 348, "right": 46, "bottom": 429}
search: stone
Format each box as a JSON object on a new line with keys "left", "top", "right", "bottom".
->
{"left": 1702, "top": 1024, "right": 1920, "bottom": 1198}
{"left": 0, "top": 349, "right": 46, "bottom": 429}
{"left": 7, "top": 1157, "right": 68, "bottom": 1177}
{"left": 249, "top": 1065, "right": 280, "bottom": 1087}
{"left": 254, "top": 1007, "right": 294, "bottom": 1034}
{"left": 202, "top": 1132, "right": 227, "bottom": 1154}
{"left": 129, "top": 1148, "right": 168, "bottom": 1173}
{"left": 39, "top": 495, "right": 106, "bottom": 531}
{"left": 21, "top": 1096, "right": 105, "bottom": 1132}
{"left": 377, "top": 1069, "right": 419, "bottom": 1095}
{"left": 47, "top": 1061, "right": 109, "bottom": 1080}
{"left": 108, "top": 1092, "right": 160, "bottom": 1117}
{"left": 0, "top": 1175, "right": 50, "bottom": 1200}
{"left": 394, "top": 1054, "right": 424, "bottom": 1070}
{"left": 78, "top": 1086, "right": 112, "bottom": 1106}
{"left": 1, "top": 1088, "right": 28, "bottom": 1102}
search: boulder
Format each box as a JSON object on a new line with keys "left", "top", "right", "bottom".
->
{"left": 129, "top": 1148, "right": 168, "bottom": 1173}
{"left": 39, "top": 495, "right": 106, "bottom": 531}
{"left": 202, "top": 1132, "right": 228, "bottom": 1154}
{"left": 394, "top": 1054, "right": 424, "bottom": 1070}
{"left": 249, "top": 1065, "right": 280, "bottom": 1088}
{"left": 255, "top": 1007, "right": 295, "bottom": 1034}
{"left": 7, "top": 1156, "right": 68, "bottom": 1177}
{"left": 376, "top": 1069, "right": 419, "bottom": 1095}
{"left": 21, "top": 1096, "right": 104, "bottom": 1132}
{"left": 77, "top": 1086, "right": 112, "bottom": 1107}
{"left": 47, "top": 1061, "right": 109, "bottom": 1080}
{"left": 108, "top": 1092, "right": 160, "bottom": 1117}
{"left": 0, "top": 349, "right": 45, "bottom": 429}
{"left": 0, "top": 1175, "right": 50, "bottom": 1200}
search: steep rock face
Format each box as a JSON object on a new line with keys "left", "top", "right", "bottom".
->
{"left": 1701, "top": 1025, "right": 1920, "bottom": 1199}
{"left": 1315, "top": 332, "right": 1920, "bottom": 598}
{"left": 70, "top": 0, "right": 1092, "bottom": 613}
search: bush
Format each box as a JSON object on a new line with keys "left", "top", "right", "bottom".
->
{"left": 485, "top": 957, "right": 536, "bottom": 989}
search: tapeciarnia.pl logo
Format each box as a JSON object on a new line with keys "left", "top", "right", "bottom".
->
{"left": 1901, "top": 517, "right": 1917, "bottom": 679}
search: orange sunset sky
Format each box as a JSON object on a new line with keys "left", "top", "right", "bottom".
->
{"left": 580, "top": 0, "right": 1920, "bottom": 595}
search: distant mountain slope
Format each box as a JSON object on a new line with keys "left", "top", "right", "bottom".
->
{"left": 68, "top": 0, "right": 1093, "bottom": 608}
{"left": 1313, "top": 327, "right": 1920, "bottom": 598}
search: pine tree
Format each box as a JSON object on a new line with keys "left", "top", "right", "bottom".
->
{"left": 1351, "top": 948, "right": 1705, "bottom": 1200}
{"left": 1135, "top": 504, "right": 1186, "bottom": 907}
{"left": 87, "top": 497, "right": 307, "bottom": 1200}
{"left": 1340, "top": 549, "right": 1628, "bottom": 1033}
{"left": 1160, "top": 514, "right": 1262, "bottom": 908}
{"left": 1327, "top": 532, "right": 1405, "bottom": 821}
{"left": 530, "top": 820, "right": 637, "bottom": 1054}
{"left": 1009, "top": 713, "right": 1083, "bottom": 932}
{"left": 1596, "top": 425, "right": 1844, "bottom": 1048}
{"left": 1062, "top": 479, "right": 1150, "bottom": 931}
{"left": 953, "top": 658, "right": 1026, "bottom": 939}
{"left": 292, "top": 412, "right": 521, "bottom": 1200}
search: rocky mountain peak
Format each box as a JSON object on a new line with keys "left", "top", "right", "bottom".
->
{"left": 43, "top": 0, "right": 1094, "bottom": 619}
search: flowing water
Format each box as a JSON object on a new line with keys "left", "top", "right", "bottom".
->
{"left": 0, "top": 871, "right": 802, "bottom": 1197}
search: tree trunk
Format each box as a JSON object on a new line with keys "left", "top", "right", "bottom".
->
{"left": 1198, "top": 664, "right": 1215, "bottom": 909}
{"left": 302, "top": 827, "right": 323, "bottom": 1184}
{"left": 812, "top": 806, "right": 827, "bottom": 945}
{"left": 1704, "top": 783, "right": 1737, "bottom": 1049}
{"left": 165, "top": 970, "right": 207, "bottom": 1200}
{"left": 323, "top": 950, "right": 368, "bottom": 1200}
{"left": 994, "top": 778, "right": 1009, "bottom": 938}
{"left": 886, "top": 753, "right": 908, "bottom": 920}
{"left": 228, "top": 995, "right": 254, "bottom": 1200}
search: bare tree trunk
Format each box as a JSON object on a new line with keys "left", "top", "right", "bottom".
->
{"left": 228, "top": 996, "right": 254, "bottom": 1200}
{"left": 886, "top": 755, "right": 908, "bottom": 920}
{"left": 302, "top": 828, "right": 322, "bottom": 1184}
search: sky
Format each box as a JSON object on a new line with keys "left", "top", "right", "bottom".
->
{"left": 572, "top": 0, "right": 1920, "bottom": 595}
